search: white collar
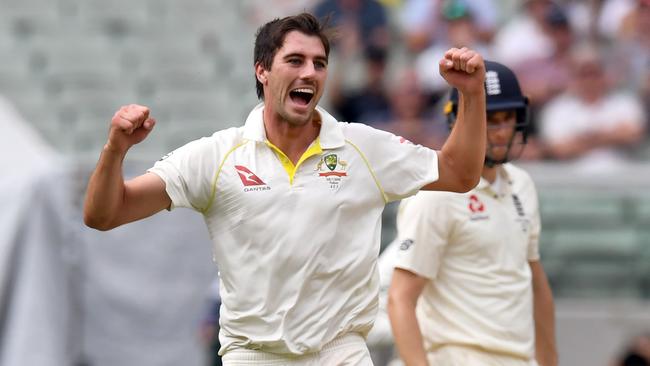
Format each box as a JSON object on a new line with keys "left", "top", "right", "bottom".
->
{"left": 242, "top": 103, "right": 345, "bottom": 149}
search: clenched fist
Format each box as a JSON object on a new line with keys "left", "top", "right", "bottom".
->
{"left": 106, "top": 104, "right": 156, "bottom": 154}
{"left": 439, "top": 47, "right": 485, "bottom": 96}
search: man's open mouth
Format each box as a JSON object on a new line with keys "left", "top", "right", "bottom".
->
{"left": 289, "top": 88, "right": 314, "bottom": 106}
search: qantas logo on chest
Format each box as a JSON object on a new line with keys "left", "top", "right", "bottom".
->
{"left": 234, "top": 165, "right": 270, "bottom": 191}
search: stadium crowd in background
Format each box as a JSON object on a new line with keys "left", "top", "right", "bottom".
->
{"left": 302, "top": 0, "right": 649, "bottom": 165}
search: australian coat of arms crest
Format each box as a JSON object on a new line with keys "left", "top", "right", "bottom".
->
{"left": 315, "top": 153, "right": 348, "bottom": 191}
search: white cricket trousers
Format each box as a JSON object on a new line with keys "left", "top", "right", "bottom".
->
{"left": 222, "top": 333, "right": 373, "bottom": 365}
{"left": 427, "top": 345, "right": 539, "bottom": 366}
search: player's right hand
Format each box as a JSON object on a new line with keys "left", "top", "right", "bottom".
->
{"left": 106, "top": 104, "right": 156, "bottom": 153}
{"left": 438, "top": 47, "right": 485, "bottom": 96}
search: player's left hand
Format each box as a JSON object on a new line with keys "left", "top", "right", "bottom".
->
{"left": 439, "top": 47, "right": 485, "bottom": 96}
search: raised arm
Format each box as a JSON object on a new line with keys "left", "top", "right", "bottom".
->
{"left": 83, "top": 104, "right": 171, "bottom": 231}
{"left": 422, "top": 47, "right": 486, "bottom": 193}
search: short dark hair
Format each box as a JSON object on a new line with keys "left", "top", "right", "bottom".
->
{"left": 253, "top": 13, "right": 332, "bottom": 100}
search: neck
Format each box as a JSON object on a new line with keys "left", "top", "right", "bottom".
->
{"left": 482, "top": 164, "right": 498, "bottom": 183}
{"left": 263, "top": 107, "right": 321, "bottom": 164}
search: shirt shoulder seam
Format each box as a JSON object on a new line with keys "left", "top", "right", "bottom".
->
{"left": 345, "top": 139, "right": 388, "bottom": 204}
{"left": 202, "top": 139, "right": 250, "bottom": 213}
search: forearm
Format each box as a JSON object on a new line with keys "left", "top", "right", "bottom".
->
{"left": 83, "top": 145, "right": 128, "bottom": 230}
{"left": 388, "top": 299, "right": 428, "bottom": 366}
{"left": 533, "top": 268, "right": 558, "bottom": 366}
{"left": 598, "top": 124, "right": 645, "bottom": 146}
{"left": 441, "top": 90, "right": 486, "bottom": 189}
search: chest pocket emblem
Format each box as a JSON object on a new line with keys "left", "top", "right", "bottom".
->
{"left": 468, "top": 194, "right": 489, "bottom": 221}
{"left": 468, "top": 194, "right": 485, "bottom": 213}
{"left": 315, "top": 154, "right": 348, "bottom": 191}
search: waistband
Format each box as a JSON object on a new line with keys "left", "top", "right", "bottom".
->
{"left": 223, "top": 333, "right": 365, "bottom": 362}
{"left": 430, "top": 343, "right": 532, "bottom": 362}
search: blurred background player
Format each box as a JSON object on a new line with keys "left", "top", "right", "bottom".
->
{"left": 386, "top": 60, "right": 557, "bottom": 366}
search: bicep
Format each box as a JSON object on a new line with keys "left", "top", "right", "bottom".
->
{"left": 388, "top": 267, "right": 428, "bottom": 306}
{"left": 118, "top": 172, "right": 171, "bottom": 226}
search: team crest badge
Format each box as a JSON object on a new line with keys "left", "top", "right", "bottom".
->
{"left": 325, "top": 154, "right": 338, "bottom": 171}
{"left": 315, "top": 154, "right": 348, "bottom": 191}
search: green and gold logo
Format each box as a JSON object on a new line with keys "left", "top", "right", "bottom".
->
{"left": 324, "top": 154, "right": 338, "bottom": 171}
{"left": 315, "top": 154, "right": 348, "bottom": 192}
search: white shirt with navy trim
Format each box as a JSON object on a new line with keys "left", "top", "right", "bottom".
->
{"left": 148, "top": 104, "right": 438, "bottom": 355}
{"left": 394, "top": 163, "right": 541, "bottom": 359}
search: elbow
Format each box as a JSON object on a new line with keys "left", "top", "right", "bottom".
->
{"left": 387, "top": 287, "right": 412, "bottom": 314}
{"left": 83, "top": 216, "right": 112, "bottom": 231}
{"left": 444, "top": 171, "right": 480, "bottom": 193}
{"left": 439, "top": 150, "right": 481, "bottom": 193}
{"left": 456, "top": 175, "right": 480, "bottom": 193}
{"left": 83, "top": 211, "right": 116, "bottom": 231}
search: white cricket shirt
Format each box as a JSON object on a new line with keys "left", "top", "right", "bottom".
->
{"left": 394, "top": 163, "right": 540, "bottom": 359}
{"left": 149, "top": 104, "right": 438, "bottom": 355}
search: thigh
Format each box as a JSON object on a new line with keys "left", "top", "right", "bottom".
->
{"left": 319, "top": 335, "right": 373, "bottom": 366}
{"left": 427, "top": 346, "right": 533, "bottom": 366}
{"left": 427, "top": 346, "right": 470, "bottom": 366}
{"left": 320, "top": 344, "right": 373, "bottom": 366}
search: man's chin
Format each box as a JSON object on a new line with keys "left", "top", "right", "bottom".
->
{"left": 487, "top": 151, "right": 508, "bottom": 162}
{"left": 286, "top": 108, "right": 315, "bottom": 125}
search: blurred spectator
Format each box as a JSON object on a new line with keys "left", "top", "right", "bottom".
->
{"left": 612, "top": 0, "right": 650, "bottom": 92}
{"left": 330, "top": 46, "right": 392, "bottom": 124}
{"left": 399, "top": 0, "right": 443, "bottom": 52}
{"left": 598, "top": 0, "right": 637, "bottom": 39}
{"left": 567, "top": 0, "right": 636, "bottom": 41}
{"left": 492, "top": 0, "right": 556, "bottom": 66}
{"left": 313, "top": 0, "right": 392, "bottom": 107}
{"left": 641, "top": 68, "right": 650, "bottom": 139}
{"left": 313, "top": 0, "right": 390, "bottom": 54}
{"left": 516, "top": 3, "right": 574, "bottom": 108}
{"left": 514, "top": 3, "right": 575, "bottom": 160}
{"left": 247, "top": 0, "right": 321, "bottom": 24}
{"left": 399, "top": 0, "right": 498, "bottom": 53}
{"left": 617, "top": 0, "right": 650, "bottom": 40}
{"left": 538, "top": 44, "right": 647, "bottom": 170}
{"left": 374, "top": 68, "right": 447, "bottom": 148}
{"left": 614, "top": 333, "right": 650, "bottom": 366}
{"left": 414, "top": 0, "right": 493, "bottom": 102}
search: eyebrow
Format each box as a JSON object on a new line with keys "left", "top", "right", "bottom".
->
{"left": 283, "top": 53, "right": 328, "bottom": 64}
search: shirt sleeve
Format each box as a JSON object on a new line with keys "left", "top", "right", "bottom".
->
{"left": 527, "top": 181, "right": 541, "bottom": 261}
{"left": 147, "top": 134, "right": 221, "bottom": 212}
{"left": 347, "top": 123, "right": 439, "bottom": 203}
{"left": 394, "top": 192, "right": 451, "bottom": 279}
